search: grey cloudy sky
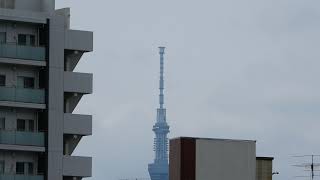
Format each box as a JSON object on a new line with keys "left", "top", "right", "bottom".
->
{"left": 56, "top": 0, "right": 320, "bottom": 179}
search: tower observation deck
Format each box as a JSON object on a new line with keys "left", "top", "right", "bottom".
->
{"left": 148, "top": 47, "right": 170, "bottom": 180}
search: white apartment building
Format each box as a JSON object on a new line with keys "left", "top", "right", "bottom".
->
{"left": 0, "top": 0, "right": 93, "bottom": 179}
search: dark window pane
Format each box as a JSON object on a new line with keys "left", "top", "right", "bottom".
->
{"left": 30, "top": 35, "right": 35, "bottom": 46}
{"left": 39, "top": 26, "right": 47, "bottom": 46}
{"left": 18, "top": 34, "right": 26, "bottom": 45}
{"left": 0, "top": 118, "right": 5, "bottom": 130}
{"left": 17, "top": 119, "right": 25, "bottom": 131}
{"left": 0, "top": 161, "right": 4, "bottom": 174}
{"left": 18, "top": 34, "right": 36, "bottom": 46}
{"left": 24, "top": 77, "right": 34, "bottom": 89}
{"left": 0, "top": 75, "right": 5, "bottom": 86}
{"left": 37, "top": 155, "right": 45, "bottom": 175}
{"left": 28, "top": 162, "right": 33, "bottom": 175}
{"left": 28, "top": 120, "right": 34, "bottom": 132}
{"left": 16, "top": 162, "right": 24, "bottom": 174}
{"left": 0, "top": 32, "right": 5, "bottom": 43}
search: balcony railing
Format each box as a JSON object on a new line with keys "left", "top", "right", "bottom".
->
{"left": 0, "top": 174, "right": 44, "bottom": 180}
{"left": 0, "top": 131, "right": 45, "bottom": 147}
{"left": 0, "top": 87, "right": 45, "bottom": 104}
{"left": 0, "top": 43, "right": 46, "bottom": 61}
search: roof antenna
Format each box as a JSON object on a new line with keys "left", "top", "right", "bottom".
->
{"left": 293, "top": 155, "right": 320, "bottom": 179}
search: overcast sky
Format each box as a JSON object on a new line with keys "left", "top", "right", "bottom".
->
{"left": 56, "top": 0, "right": 320, "bottom": 179}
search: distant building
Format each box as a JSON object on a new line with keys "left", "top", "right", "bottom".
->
{"left": 0, "top": 0, "right": 93, "bottom": 180}
{"left": 169, "top": 137, "right": 274, "bottom": 180}
{"left": 256, "top": 157, "right": 274, "bottom": 180}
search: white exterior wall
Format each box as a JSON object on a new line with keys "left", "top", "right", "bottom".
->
{"left": 196, "top": 139, "right": 256, "bottom": 180}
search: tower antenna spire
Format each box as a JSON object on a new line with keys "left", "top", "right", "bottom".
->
{"left": 159, "top": 47, "right": 165, "bottom": 109}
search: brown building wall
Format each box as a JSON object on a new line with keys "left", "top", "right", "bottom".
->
{"left": 256, "top": 157, "right": 273, "bottom": 180}
{"left": 169, "top": 139, "right": 181, "bottom": 180}
{"left": 169, "top": 138, "right": 196, "bottom": 180}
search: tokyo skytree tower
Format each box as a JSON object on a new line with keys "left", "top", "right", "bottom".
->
{"left": 148, "top": 47, "right": 170, "bottom": 180}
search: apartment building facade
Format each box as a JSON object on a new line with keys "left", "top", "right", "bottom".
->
{"left": 0, "top": 0, "right": 93, "bottom": 180}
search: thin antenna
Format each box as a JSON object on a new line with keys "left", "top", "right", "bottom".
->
{"left": 293, "top": 155, "right": 320, "bottom": 180}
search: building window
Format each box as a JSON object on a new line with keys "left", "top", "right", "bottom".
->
{"left": 0, "top": 75, "right": 5, "bottom": 86}
{"left": 16, "top": 162, "right": 33, "bottom": 175}
{"left": 28, "top": 120, "right": 34, "bottom": 131}
{"left": 27, "top": 162, "right": 33, "bottom": 175}
{"left": 16, "top": 162, "right": 24, "bottom": 174}
{"left": 0, "top": 32, "right": 6, "bottom": 44}
{"left": 30, "top": 35, "right": 35, "bottom": 46}
{"left": 17, "top": 119, "right": 26, "bottom": 131}
{"left": 0, "top": 118, "right": 5, "bottom": 130}
{"left": 18, "top": 34, "right": 35, "bottom": 46}
{"left": 0, "top": 161, "right": 4, "bottom": 174}
{"left": 17, "top": 119, "right": 35, "bottom": 132}
{"left": 24, "top": 77, "right": 35, "bottom": 89}
{"left": 17, "top": 77, "right": 35, "bottom": 89}
{"left": 18, "top": 34, "right": 26, "bottom": 45}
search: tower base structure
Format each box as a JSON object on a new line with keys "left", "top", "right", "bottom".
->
{"left": 148, "top": 162, "right": 169, "bottom": 180}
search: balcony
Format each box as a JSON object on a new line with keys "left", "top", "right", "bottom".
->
{"left": 65, "top": 30, "right": 93, "bottom": 52}
{"left": 0, "top": 131, "right": 45, "bottom": 147}
{"left": 0, "top": 87, "right": 45, "bottom": 104}
{"left": 64, "top": 72, "right": 93, "bottom": 94}
{"left": 0, "top": 175, "right": 44, "bottom": 180}
{"left": 63, "top": 156, "right": 92, "bottom": 177}
{"left": 0, "top": 43, "right": 46, "bottom": 61}
{"left": 64, "top": 113, "right": 92, "bottom": 136}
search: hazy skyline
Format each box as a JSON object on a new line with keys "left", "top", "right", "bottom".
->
{"left": 56, "top": 0, "right": 320, "bottom": 179}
